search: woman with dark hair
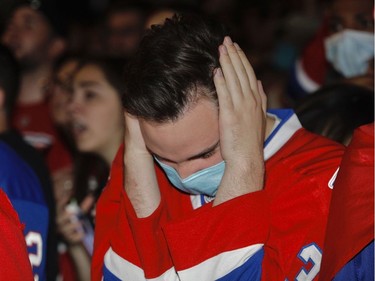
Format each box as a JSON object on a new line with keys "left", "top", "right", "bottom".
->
{"left": 56, "top": 56, "right": 126, "bottom": 281}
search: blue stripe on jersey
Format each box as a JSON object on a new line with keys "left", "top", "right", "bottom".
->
{"left": 215, "top": 249, "right": 263, "bottom": 281}
{"left": 200, "top": 194, "right": 206, "bottom": 205}
{"left": 103, "top": 263, "right": 122, "bottom": 281}
{"left": 264, "top": 109, "right": 294, "bottom": 147}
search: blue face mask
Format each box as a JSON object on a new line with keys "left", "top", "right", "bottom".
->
{"left": 154, "top": 157, "right": 225, "bottom": 197}
{"left": 324, "top": 29, "right": 374, "bottom": 78}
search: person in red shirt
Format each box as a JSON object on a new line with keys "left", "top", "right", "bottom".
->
{"left": 288, "top": 0, "right": 374, "bottom": 100}
{"left": 92, "top": 14, "right": 344, "bottom": 280}
{"left": 1, "top": 0, "right": 72, "bottom": 174}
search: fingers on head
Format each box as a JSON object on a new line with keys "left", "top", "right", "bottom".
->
{"left": 221, "top": 37, "right": 258, "bottom": 96}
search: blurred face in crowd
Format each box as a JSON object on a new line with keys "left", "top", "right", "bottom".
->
{"left": 144, "top": 9, "right": 175, "bottom": 29}
{"left": 327, "top": 0, "right": 374, "bottom": 34}
{"left": 325, "top": 0, "right": 374, "bottom": 81}
{"left": 1, "top": 6, "right": 55, "bottom": 71}
{"left": 70, "top": 64, "right": 124, "bottom": 162}
{"left": 49, "top": 59, "right": 79, "bottom": 126}
{"left": 106, "top": 10, "right": 144, "bottom": 58}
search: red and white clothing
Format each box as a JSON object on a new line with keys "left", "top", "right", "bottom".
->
{"left": 288, "top": 19, "right": 330, "bottom": 99}
{"left": 92, "top": 109, "right": 344, "bottom": 281}
{"left": 12, "top": 101, "right": 72, "bottom": 173}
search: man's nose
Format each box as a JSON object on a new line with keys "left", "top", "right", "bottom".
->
{"left": 175, "top": 162, "right": 201, "bottom": 179}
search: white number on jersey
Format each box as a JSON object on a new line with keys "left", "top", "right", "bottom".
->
{"left": 25, "top": 231, "right": 43, "bottom": 281}
{"left": 295, "top": 243, "right": 322, "bottom": 281}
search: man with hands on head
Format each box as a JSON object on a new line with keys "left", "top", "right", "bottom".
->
{"left": 92, "top": 14, "right": 344, "bottom": 281}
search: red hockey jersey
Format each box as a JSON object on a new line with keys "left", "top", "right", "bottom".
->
{"left": 12, "top": 101, "right": 72, "bottom": 173}
{"left": 92, "top": 110, "right": 344, "bottom": 281}
{"left": 319, "top": 123, "right": 374, "bottom": 280}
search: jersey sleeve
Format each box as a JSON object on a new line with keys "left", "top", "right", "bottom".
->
{"left": 121, "top": 187, "right": 176, "bottom": 279}
{"left": 93, "top": 146, "right": 178, "bottom": 281}
{"left": 121, "top": 159, "right": 270, "bottom": 281}
{"left": 163, "top": 191, "right": 270, "bottom": 281}
{"left": 319, "top": 123, "right": 374, "bottom": 280}
{"left": 97, "top": 156, "right": 270, "bottom": 281}
{"left": 260, "top": 130, "right": 344, "bottom": 280}
{"left": 92, "top": 145, "right": 126, "bottom": 281}
{"left": 332, "top": 241, "right": 374, "bottom": 281}
{"left": 0, "top": 189, "right": 34, "bottom": 280}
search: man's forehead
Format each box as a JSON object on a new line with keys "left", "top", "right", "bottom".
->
{"left": 140, "top": 99, "right": 220, "bottom": 161}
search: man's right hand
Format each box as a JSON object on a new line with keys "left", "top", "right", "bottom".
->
{"left": 123, "top": 113, "right": 160, "bottom": 218}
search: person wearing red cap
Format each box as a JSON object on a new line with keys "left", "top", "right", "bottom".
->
{"left": 288, "top": 0, "right": 374, "bottom": 100}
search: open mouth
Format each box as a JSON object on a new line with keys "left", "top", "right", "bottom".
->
{"left": 71, "top": 120, "right": 87, "bottom": 138}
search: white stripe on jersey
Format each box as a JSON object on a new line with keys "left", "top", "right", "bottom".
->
{"left": 104, "top": 244, "right": 263, "bottom": 281}
{"left": 328, "top": 168, "right": 340, "bottom": 189}
{"left": 177, "top": 244, "right": 263, "bottom": 281}
{"left": 264, "top": 111, "right": 302, "bottom": 161}
{"left": 104, "top": 247, "right": 179, "bottom": 281}
{"left": 104, "top": 248, "right": 144, "bottom": 280}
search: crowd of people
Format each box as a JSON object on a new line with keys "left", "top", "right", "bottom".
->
{"left": 0, "top": 0, "right": 373, "bottom": 280}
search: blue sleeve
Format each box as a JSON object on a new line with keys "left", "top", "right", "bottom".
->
{"left": 333, "top": 241, "right": 374, "bottom": 281}
{"left": 0, "top": 141, "right": 49, "bottom": 281}
{"left": 0, "top": 142, "right": 45, "bottom": 203}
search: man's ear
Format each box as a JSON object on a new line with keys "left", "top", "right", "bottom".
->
{"left": 48, "top": 37, "right": 66, "bottom": 60}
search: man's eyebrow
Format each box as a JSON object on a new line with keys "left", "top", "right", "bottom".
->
{"left": 187, "top": 140, "right": 220, "bottom": 161}
{"left": 151, "top": 140, "right": 220, "bottom": 164}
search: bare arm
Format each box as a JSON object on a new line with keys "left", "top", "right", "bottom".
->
{"left": 123, "top": 113, "right": 160, "bottom": 218}
{"left": 68, "top": 244, "right": 91, "bottom": 281}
